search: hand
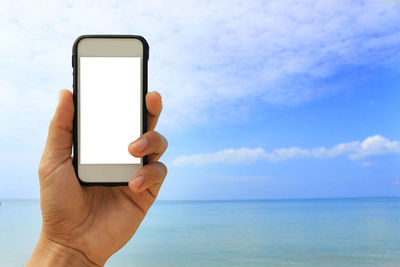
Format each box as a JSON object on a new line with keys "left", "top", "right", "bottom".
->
{"left": 27, "top": 89, "right": 168, "bottom": 266}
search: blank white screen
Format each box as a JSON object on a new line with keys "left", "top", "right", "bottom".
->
{"left": 80, "top": 57, "right": 141, "bottom": 164}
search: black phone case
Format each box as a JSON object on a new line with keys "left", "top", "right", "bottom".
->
{"left": 72, "top": 34, "right": 149, "bottom": 186}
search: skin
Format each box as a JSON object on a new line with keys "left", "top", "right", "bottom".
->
{"left": 27, "top": 89, "right": 168, "bottom": 266}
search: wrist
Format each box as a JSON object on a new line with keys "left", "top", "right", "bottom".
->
{"left": 27, "top": 234, "right": 101, "bottom": 267}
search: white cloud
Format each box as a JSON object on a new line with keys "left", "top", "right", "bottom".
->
{"left": 173, "top": 135, "right": 400, "bottom": 166}
{"left": 349, "top": 135, "right": 400, "bottom": 160}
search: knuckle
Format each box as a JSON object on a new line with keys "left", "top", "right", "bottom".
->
{"left": 155, "top": 164, "right": 164, "bottom": 178}
{"left": 156, "top": 132, "right": 167, "bottom": 147}
{"left": 146, "top": 163, "right": 166, "bottom": 179}
{"left": 150, "top": 131, "right": 168, "bottom": 151}
{"left": 151, "top": 131, "right": 166, "bottom": 147}
{"left": 162, "top": 135, "right": 168, "bottom": 150}
{"left": 150, "top": 130, "right": 160, "bottom": 138}
{"left": 145, "top": 130, "right": 158, "bottom": 140}
{"left": 143, "top": 164, "right": 157, "bottom": 177}
{"left": 158, "top": 162, "right": 168, "bottom": 178}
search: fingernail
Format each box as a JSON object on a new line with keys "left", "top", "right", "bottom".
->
{"left": 132, "top": 175, "right": 144, "bottom": 191}
{"left": 131, "top": 138, "right": 149, "bottom": 152}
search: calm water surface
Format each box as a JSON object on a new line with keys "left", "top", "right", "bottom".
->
{"left": 0, "top": 198, "right": 399, "bottom": 266}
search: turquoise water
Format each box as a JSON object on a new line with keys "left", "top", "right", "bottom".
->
{"left": 0, "top": 198, "right": 399, "bottom": 266}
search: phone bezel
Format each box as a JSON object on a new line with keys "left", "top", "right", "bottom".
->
{"left": 72, "top": 35, "right": 148, "bottom": 186}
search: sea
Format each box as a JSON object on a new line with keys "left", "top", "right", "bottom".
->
{"left": 0, "top": 198, "right": 399, "bottom": 266}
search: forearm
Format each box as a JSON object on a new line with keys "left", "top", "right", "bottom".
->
{"left": 27, "top": 234, "right": 100, "bottom": 267}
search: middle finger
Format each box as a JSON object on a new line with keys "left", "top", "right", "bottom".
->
{"left": 128, "top": 130, "right": 168, "bottom": 161}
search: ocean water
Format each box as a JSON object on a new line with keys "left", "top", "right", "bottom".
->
{"left": 0, "top": 198, "right": 399, "bottom": 266}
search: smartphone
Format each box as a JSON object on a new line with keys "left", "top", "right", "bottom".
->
{"left": 72, "top": 35, "right": 148, "bottom": 186}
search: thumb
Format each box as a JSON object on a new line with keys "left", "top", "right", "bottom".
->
{"left": 42, "top": 89, "right": 74, "bottom": 160}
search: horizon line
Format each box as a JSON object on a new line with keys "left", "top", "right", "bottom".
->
{"left": 1, "top": 196, "right": 400, "bottom": 202}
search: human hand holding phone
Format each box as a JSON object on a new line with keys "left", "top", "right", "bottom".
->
{"left": 27, "top": 90, "right": 167, "bottom": 266}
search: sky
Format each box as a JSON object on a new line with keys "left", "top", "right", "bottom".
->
{"left": 0, "top": 0, "right": 400, "bottom": 200}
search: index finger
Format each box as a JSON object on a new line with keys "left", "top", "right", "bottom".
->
{"left": 146, "top": 91, "right": 162, "bottom": 131}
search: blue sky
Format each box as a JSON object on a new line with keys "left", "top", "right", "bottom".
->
{"left": 0, "top": 0, "right": 399, "bottom": 199}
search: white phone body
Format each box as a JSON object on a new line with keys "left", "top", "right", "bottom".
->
{"left": 72, "top": 35, "right": 148, "bottom": 185}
